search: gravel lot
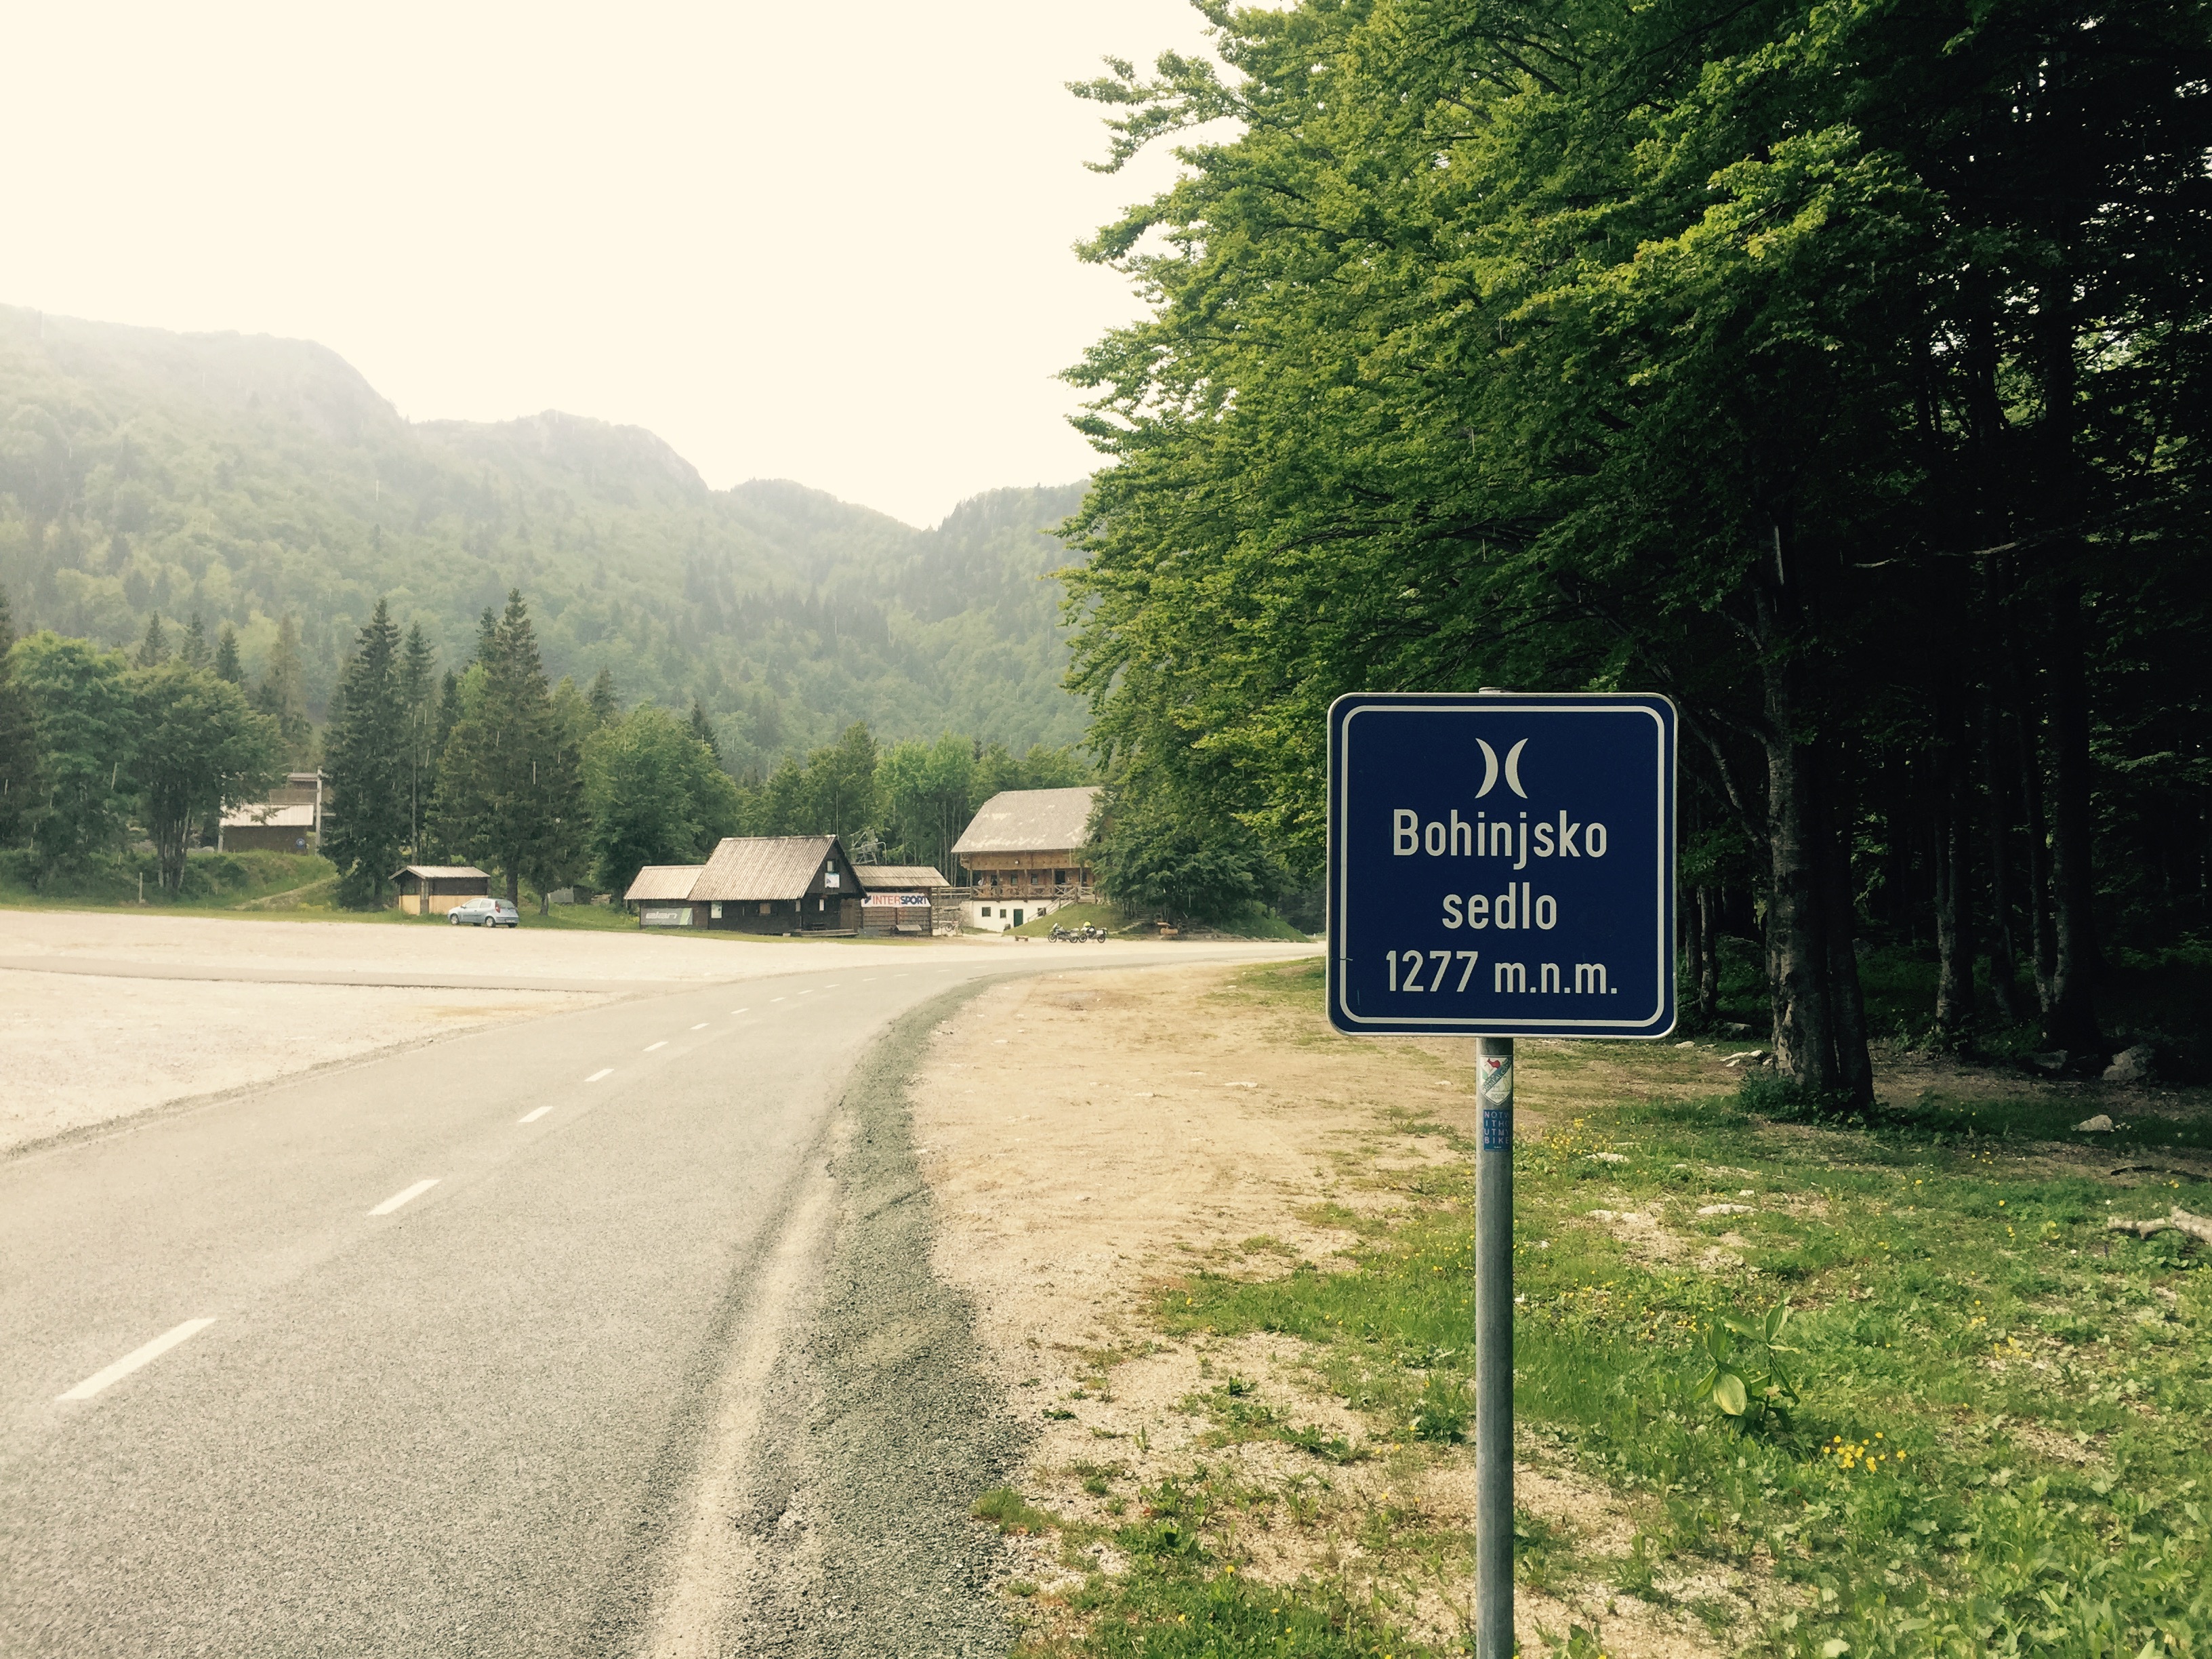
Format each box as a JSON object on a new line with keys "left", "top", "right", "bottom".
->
{"left": 0, "top": 908, "right": 1057, "bottom": 1158}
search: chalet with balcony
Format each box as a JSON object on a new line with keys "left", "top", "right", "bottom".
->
{"left": 950, "top": 785, "right": 1099, "bottom": 933}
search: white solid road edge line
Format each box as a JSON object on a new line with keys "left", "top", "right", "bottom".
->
{"left": 518, "top": 1106, "right": 552, "bottom": 1124}
{"left": 587, "top": 1067, "right": 613, "bottom": 1082}
{"left": 58, "top": 1318, "right": 216, "bottom": 1401}
{"left": 369, "top": 1178, "right": 440, "bottom": 1216}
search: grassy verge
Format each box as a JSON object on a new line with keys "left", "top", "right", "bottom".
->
{"left": 0, "top": 849, "right": 339, "bottom": 912}
{"left": 999, "top": 959, "right": 2212, "bottom": 1658}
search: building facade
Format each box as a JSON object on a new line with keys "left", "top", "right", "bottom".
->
{"left": 390, "top": 865, "right": 492, "bottom": 915}
{"left": 853, "top": 863, "right": 952, "bottom": 937}
{"left": 950, "top": 785, "right": 1099, "bottom": 933}
{"left": 220, "top": 772, "right": 326, "bottom": 853}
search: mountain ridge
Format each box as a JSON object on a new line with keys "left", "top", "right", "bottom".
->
{"left": 0, "top": 304, "right": 1092, "bottom": 769}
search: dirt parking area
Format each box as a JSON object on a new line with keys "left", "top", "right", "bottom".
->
{"left": 909, "top": 961, "right": 1724, "bottom": 1656}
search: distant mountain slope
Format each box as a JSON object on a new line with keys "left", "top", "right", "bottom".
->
{"left": 0, "top": 304, "right": 1090, "bottom": 769}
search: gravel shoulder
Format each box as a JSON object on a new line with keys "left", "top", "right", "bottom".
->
{"left": 637, "top": 977, "right": 1027, "bottom": 1657}
{"left": 905, "top": 961, "right": 1725, "bottom": 1657}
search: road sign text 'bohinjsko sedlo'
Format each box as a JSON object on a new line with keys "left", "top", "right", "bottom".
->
{"left": 1327, "top": 692, "right": 1678, "bottom": 1039}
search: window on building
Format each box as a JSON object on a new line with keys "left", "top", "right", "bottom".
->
{"left": 824, "top": 869, "right": 840, "bottom": 888}
{"left": 1054, "top": 869, "right": 1067, "bottom": 884}
{"left": 759, "top": 901, "right": 772, "bottom": 915}
{"left": 711, "top": 901, "right": 723, "bottom": 919}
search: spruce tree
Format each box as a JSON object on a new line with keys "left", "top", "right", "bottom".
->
{"left": 688, "top": 699, "right": 722, "bottom": 765}
{"left": 252, "top": 615, "right": 312, "bottom": 762}
{"left": 179, "top": 611, "right": 209, "bottom": 670}
{"left": 587, "top": 667, "right": 618, "bottom": 726}
{"left": 401, "top": 623, "right": 436, "bottom": 857}
{"left": 136, "top": 613, "right": 169, "bottom": 667}
{"left": 0, "top": 586, "right": 37, "bottom": 847}
{"left": 432, "top": 590, "right": 583, "bottom": 906}
{"left": 213, "top": 625, "right": 244, "bottom": 684}
{"left": 323, "top": 600, "right": 411, "bottom": 907}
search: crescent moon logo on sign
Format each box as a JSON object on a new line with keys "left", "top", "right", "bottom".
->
{"left": 1474, "top": 740, "right": 1499, "bottom": 798}
{"left": 1504, "top": 739, "right": 1528, "bottom": 798}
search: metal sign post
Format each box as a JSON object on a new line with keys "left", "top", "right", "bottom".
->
{"left": 1326, "top": 691, "right": 1677, "bottom": 1659}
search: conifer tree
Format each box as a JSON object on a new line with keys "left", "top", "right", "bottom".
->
{"left": 0, "top": 586, "right": 38, "bottom": 846}
{"left": 432, "top": 590, "right": 584, "bottom": 906}
{"left": 179, "top": 611, "right": 209, "bottom": 670}
{"left": 688, "top": 699, "right": 722, "bottom": 765}
{"left": 252, "top": 615, "right": 312, "bottom": 762}
{"left": 587, "top": 667, "right": 618, "bottom": 726}
{"left": 323, "top": 599, "right": 410, "bottom": 907}
{"left": 136, "top": 613, "right": 169, "bottom": 667}
{"left": 401, "top": 623, "right": 436, "bottom": 857}
{"left": 213, "top": 625, "right": 244, "bottom": 684}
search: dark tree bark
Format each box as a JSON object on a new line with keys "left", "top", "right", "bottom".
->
{"left": 1749, "top": 520, "right": 1873, "bottom": 1105}
{"left": 1932, "top": 675, "right": 1975, "bottom": 1034}
{"left": 2042, "top": 581, "right": 2103, "bottom": 1052}
{"left": 1980, "top": 692, "right": 2020, "bottom": 1023}
{"left": 1697, "top": 886, "right": 1721, "bottom": 1023}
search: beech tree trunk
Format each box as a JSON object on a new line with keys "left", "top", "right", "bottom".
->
{"left": 1750, "top": 522, "right": 1873, "bottom": 1105}
{"left": 1980, "top": 695, "right": 2020, "bottom": 1023}
{"left": 1932, "top": 678, "right": 1974, "bottom": 1034}
{"left": 2043, "top": 581, "right": 2102, "bottom": 1052}
{"left": 1697, "top": 886, "right": 1721, "bottom": 1023}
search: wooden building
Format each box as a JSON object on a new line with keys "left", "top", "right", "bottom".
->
{"left": 854, "top": 863, "right": 951, "bottom": 937}
{"left": 391, "top": 865, "right": 492, "bottom": 916}
{"left": 220, "top": 772, "right": 326, "bottom": 853}
{"left": 623, "top": 865, "right": 707, "bottom": 927}
{"left": 950, "top": 786, "right": 1100, "bottom": 933}
{"left": 684, "top": 836, "right": 865, "bottom": 933}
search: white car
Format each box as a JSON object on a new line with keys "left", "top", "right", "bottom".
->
{"left": 448, "top": 897, "right": 520, "bottom": 928}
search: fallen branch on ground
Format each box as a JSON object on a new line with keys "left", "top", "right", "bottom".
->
{"left": 2106, "top": 1208, "right": 2212, "bottom": 1244}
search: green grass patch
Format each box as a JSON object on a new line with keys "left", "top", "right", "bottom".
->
{"left": 0, "top": 848, "right": 340, "bottom": 912}
{"left": 1145, "top": 1084, "right": 2212, "bottom": 1656}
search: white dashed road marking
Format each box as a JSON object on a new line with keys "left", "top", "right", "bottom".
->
{"left": 731, "top": 1008, "right": 748, "bottom": 1015}
{"left": 58, "top": 1318, "right": 216, "bottom": 1401}
{"left": 369, "top": 1179, "right": 439, "bottom": 1217}
{"left": 644, "top": 1041, "right": 667, "bottom": 1052}
{"left": 518, "top": 1106, "right": 552, "bottom": 1124}
{"left": 586, "top": 1068, "right": 613, "bottom": 1082}
{"left": 691, "top": 1023, "right": 708, "bottom": 1030}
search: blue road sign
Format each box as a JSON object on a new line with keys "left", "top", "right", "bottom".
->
{"left": 1327, "top": 692, "right": 1677, "bottom": 1038}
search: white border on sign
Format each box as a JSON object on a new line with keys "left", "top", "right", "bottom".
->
{"left": 1332, "top": 701, "right": 1671, "bottom": 1033}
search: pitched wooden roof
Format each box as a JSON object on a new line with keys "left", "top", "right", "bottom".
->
{"left": 853, "top": 864, "right": 949, "bottom": 890}
{"left": 690, "top": 836, "right": 845, "bottom": 901}
{"left": 623, "top": 864, "right": 705, "bottom": 902}
{"left": 951, "top": 787, "right": 1100, "bottom": 857}
{"left": 389, "top": 864, "right": 491, "bottom": 882}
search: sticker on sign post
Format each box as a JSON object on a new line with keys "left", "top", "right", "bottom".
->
{"left": 1326, "top": 691, "right": 1677, "bottom": 1040}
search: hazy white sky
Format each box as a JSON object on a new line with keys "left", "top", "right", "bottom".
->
{"left": 3, "top": 3, "right": 1223, "bottom": 526}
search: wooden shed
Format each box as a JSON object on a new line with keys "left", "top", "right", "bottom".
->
{"left": 688, "top": 836, "right": 863, "bottom": 933}
{"left": 623, "top": 864, "right": 706, "bottom": 928}
{"left": 854, "top": 863, "right": 951, "bottom": 936}
{"left": 391, "top": 865, "right": 492, "bottom": 916}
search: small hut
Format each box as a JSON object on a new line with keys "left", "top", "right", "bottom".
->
{"left": 391, "top": 865, "right": 492, "bottom": 916}
{"left": 855, "top": 863, "right": 951, "bottom": 936}
{"left": 623, "top": 865, "right": 707, "bottom": 927}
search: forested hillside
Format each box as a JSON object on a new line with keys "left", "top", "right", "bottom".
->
{"left": 0, "top": 305, "right": 1088, "bottom": 775}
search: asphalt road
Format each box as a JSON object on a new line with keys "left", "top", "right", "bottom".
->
{"left": 0, "top": 941, "right": 1305, "bottom": 1657}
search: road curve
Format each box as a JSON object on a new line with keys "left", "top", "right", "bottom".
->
{"left": 0, "top": 941, "right": 1308, "bottom": 1657}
